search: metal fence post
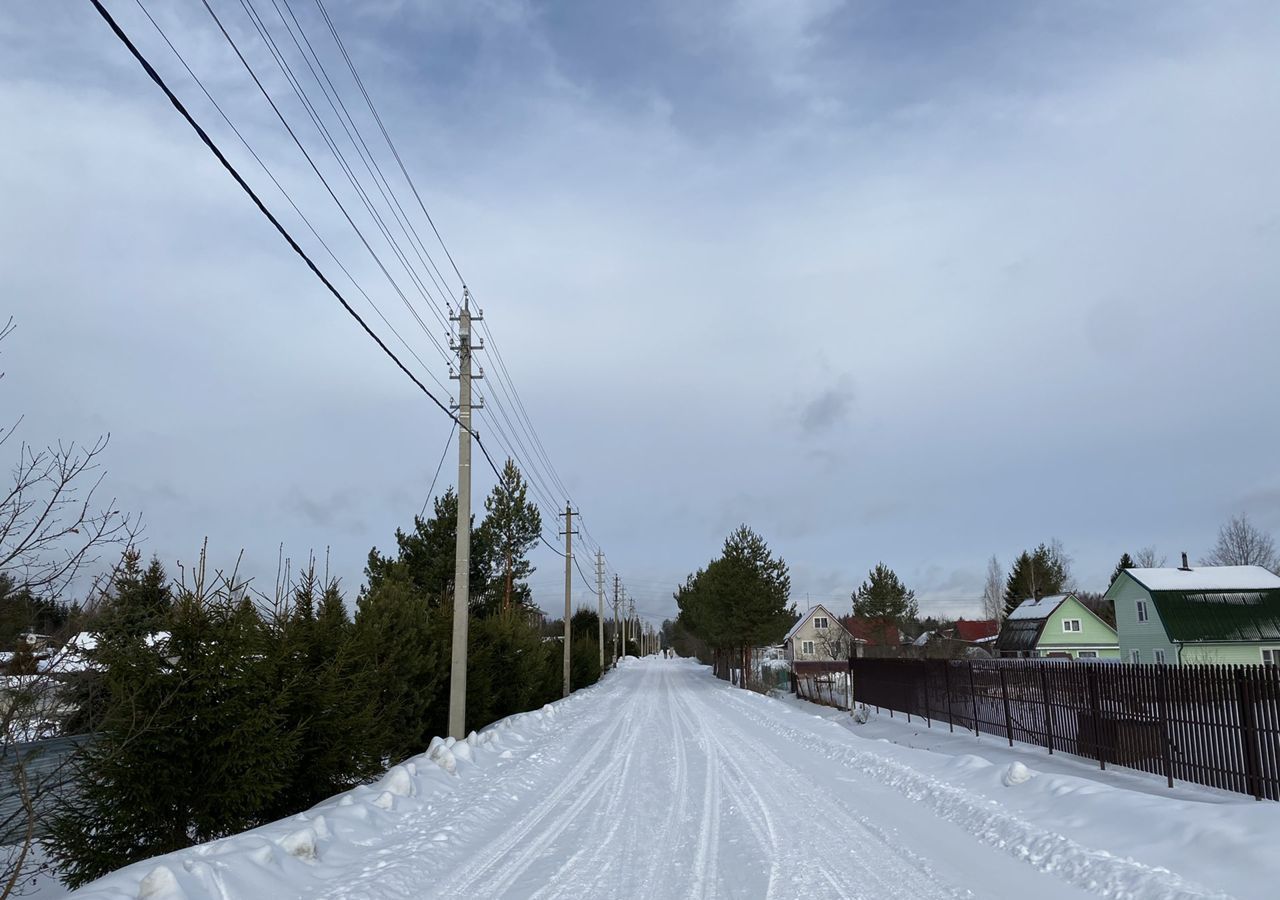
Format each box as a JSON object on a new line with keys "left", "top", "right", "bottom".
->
{"left": 1039, "top": 663, "right": 1053, "bottom": 755}
{"left": 968, "top": 661, "right": 979, "bottom": 737}
{"left": 1236, "top": 668, "right": 1263, "bottom": 801}
{"left": 943, "top": 660, "right": 954, "bottom": 733}
{"left": 922, "top": 661, "right": 933, "bottom": 727}
{"left": 998, "top": 666, "right": 1014, "bottom": 747}
{"left": 1087, "top": 666, "right": 1106, "bottom": 771}
{"left": 1156, "top": 665, "right": 1174, "bottom": 789}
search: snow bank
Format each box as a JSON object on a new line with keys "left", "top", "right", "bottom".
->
{"left": 774, "top": 692, "right": 1280, "bottom": 900}
{"left": 68, "top": 674, "right": 618, "bottom": 900}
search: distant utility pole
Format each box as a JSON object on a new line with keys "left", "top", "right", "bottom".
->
{"left": 448, "top": 289, "right": 483, "bottom": 740}
{"left": 596, "top": 550, "right": 606, "bottom": 671}
{"left": 613, "top": 574, "right": 621, "bottom": 662}
{"left": 628, "top": 595, "right": 636, "bottom": 656}
{"left": 561, "top": 504, "right": 577, "bottom": 697}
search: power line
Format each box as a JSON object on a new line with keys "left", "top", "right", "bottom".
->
{"left": 199, "top": 0, "right": 455, "bottom": 367}
{"left": 312, "top": 0, "right": 465, "bottom": 289}
{"left": 91, "top": 0, "right": 510, "bottom": 486}
{"left": 419, "top": 421, "right": 457, "bottom": 519}
{"left": 131, "top": 0, "right": 447, "bottom": 396}
{"left": 89, "top": 0, "right": 462, "bottom": 420}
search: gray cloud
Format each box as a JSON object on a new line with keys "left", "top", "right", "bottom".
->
{"left": 3, "top": 0, "right": 1278, "bottom": 625}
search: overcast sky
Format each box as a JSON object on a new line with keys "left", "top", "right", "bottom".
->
{"left": 2, "top": 1, "right": 1278, "bottom": 625}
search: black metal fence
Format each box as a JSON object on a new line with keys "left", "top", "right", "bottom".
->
{"left": 849, "top": 658, "right": 1280, "bottom": 801}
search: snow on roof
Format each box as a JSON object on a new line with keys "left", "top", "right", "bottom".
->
{"left": 912, "top": 630, "right": 934, "bottom": 646}
{"left": 67, "top": 632, "right": 99, "bottom": 652}
{"left": 1124, "top": 566, "right": 1280, "bottom": 592}
{"left": 1007, "top": 594, "right": 1071, "bottom": 621}
{"left": 784, "top": 604, "right": 843, "bottom": 642}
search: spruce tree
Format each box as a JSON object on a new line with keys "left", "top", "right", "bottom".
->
{"left": 351, "top": 572, "right": 445, "bottom": 762}
{"left": 851, "top": 563, "right": 919, "bottom": 624}
{"left": 49, "top": 554, "right": 291, "bottom": 887}
{"left": 364, "top": 489, "right": 494, "bottom": 607}
{"left": 1110, "top": 552, "right": 1136, "bottom": 587}
{"left": 1003, "top": 543, "right": 1069, "bottom": 615}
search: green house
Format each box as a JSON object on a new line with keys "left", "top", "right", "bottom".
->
{"left": 1105, "top": 559, "right": 1280, "bottom": 665}
{"left": 993, "top": 593, "right": 1120, "bottom": 659}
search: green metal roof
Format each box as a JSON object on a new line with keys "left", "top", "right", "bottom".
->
{"left": 1151, "top": 589, "right": 1280, "bottom": 643}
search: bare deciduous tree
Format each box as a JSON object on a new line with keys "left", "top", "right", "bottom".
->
{"left": 0, "top": 319, "right": 138, "bottom": 897}
{"left": 1201, "top": 513, "right": 1278, "bottom": 573}
{"left": 981, "top": 555, "right": 1003, "bottom": 621}
{"left": 1134, "top": 546, "right": 1166, "bottom": 568}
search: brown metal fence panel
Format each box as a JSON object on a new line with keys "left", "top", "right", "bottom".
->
{"left": 847, "top": 658, "right": 1280, "bottom": 801}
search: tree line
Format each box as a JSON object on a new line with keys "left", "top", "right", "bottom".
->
{"left": 38, "top": 460, "right": 606, "bottom": 888}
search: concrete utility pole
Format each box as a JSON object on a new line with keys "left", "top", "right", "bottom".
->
{"left": 613, "top": 574, "right": 621, "bottom": 663}
{"left": 596, "top": 550, "right": 606, "bottom": 671}
{"left": 448, "top": 289, "right": 483, "bottom": 740}
{"left": 561, "top": 504, "right": 577, "bottom": 697}
{"left": 628, "top": 595, "right": 636, "bottom": 656}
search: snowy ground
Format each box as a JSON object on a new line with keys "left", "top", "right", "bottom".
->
{"left": 69, "top": 657, "right": 1279, "bottom": 899}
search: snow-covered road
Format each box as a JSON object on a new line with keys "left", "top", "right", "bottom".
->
{"left": 76, "top": 657, "right": 1259, "bottom": 899}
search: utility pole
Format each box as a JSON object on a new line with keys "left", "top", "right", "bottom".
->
{"left": 628, "top": 595, "right": 636, "bottom": 657}
{"left": 596, "top": 550, "right": 606, "bottom": 671}
{"left": 448, "top": 289, "right": 482, "bottom": 740}
{"left": 561, "top": 504, "right": 577, "bottom": 698}
{"left": 613, "top": 574, "right": 621, "bottom": 662}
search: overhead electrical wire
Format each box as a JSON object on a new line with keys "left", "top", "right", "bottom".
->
{"left": 111, "top": 0, "right": 610, "bottom": 574}
{"left": 89, "top": 0, "right": 510, "bottom": 482}
{"left": 219, "top": 0, "right": 453, "bottom": 363}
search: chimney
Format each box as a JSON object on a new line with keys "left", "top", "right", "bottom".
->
{"left": 1179, "top": 552, "right": 1191, "bottom": 571}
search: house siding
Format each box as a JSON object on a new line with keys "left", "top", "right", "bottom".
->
{"left": 785, "top": 606, "right": 850, "bottom": 662}
{"left": 1035, "top": 595, "right": 1119, "bottom": 659}
{"left": 1180, "top": 643, "right": 1280, "bottom": 665}
{"left": 1109, "top": 573, "right": 1177, "bottom": 663}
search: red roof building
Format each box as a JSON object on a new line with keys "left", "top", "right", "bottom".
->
{"left": 952, "top": 619, "right": 999, "bottom": 643}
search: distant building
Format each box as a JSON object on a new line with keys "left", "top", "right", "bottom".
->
{"left": 994, "top": 594, "right": 1119, "bottom": 660}
{"left": 784, "top": 605, "right": 859, "bottom": 662}
{"left": 1105, "top": 557, "right": 1280, "bottom": 665}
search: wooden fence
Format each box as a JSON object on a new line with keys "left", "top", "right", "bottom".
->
{"left": 849, "top": 658, "right": 1280, "bottom": 801}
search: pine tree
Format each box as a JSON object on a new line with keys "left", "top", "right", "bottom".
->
{"left": 1110, "top": 552, "right": 1136, "bottom": 587}
{"left": 851, "top": 563, "right": 919, "bottom": 623}
{"left": 478, "top": 459, "right": 542, "bottom": 616}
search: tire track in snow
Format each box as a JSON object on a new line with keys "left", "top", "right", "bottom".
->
{"left": 534, "top": 665, "right": 668, "bottom": 900}
{"left": 681, "top": 678, "right": 970, "bottom": 900}
{"left": 446, "top": 664, "right": 660, "bottom": 898}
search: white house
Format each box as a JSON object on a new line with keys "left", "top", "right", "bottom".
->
{"left": 783, "top": 604, "right": 857, "bottom": 662}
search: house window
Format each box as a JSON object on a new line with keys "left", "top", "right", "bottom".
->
{"left": 1154, "top": 649, "right": 1167, "bottom": 664}
{"left": 1130, "top": 649, "right": 1141, "bottom": 663}
{"left": 1062, "top": 619, "right": 1081, "bottom": 633}
{"left": 1136, "top": 600, "right": 1149, "bottom": 623}
{"left": 814, "top": 616, "right": 829, "bottom": 630}
{"left": 1077, "top": 650, "right": 1098, "bottom": 659}
{"left": 802, "top": 640, "right": 815, "bottom": 655}
{"left": 1263, "top": 649, "right": 1280, "bottom": 666}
